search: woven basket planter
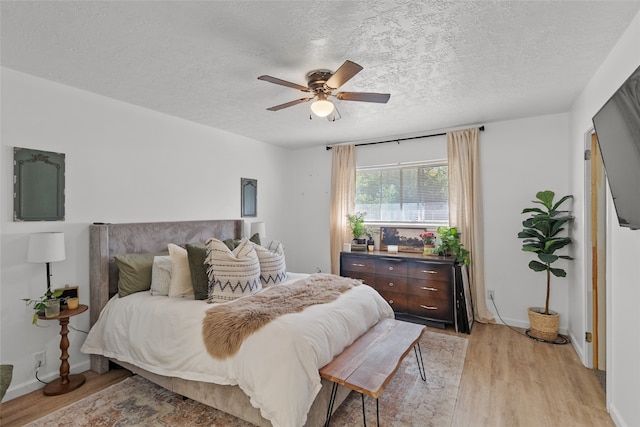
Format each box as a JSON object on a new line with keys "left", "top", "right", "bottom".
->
{"left": 528, "top": 307, "right": 559, "bottom": 341}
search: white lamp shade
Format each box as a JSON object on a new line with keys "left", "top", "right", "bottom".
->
{"left": 310, "top": 99, "right": 335, "bottom": 117}
{"left": 250, "top": 222, "right": 266, "bottom": 242}
{"left": 27, "top": 232, "right": 66, "bottom": 263}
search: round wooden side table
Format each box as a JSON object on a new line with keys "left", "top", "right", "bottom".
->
{"left": 37, "top": 304, "right": 88, "bottom": 396}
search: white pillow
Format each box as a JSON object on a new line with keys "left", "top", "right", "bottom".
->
{"left": 150, "top": 255, "right": 172, "bottom": 296}
{"left": 253, "top": 241, "right": 287, "bottom": 286}
{"left": 205, "top": 238, "right": 261, "bottom": 303}
{"left": 168, "top": 243, "right": 194, "bottom": 298}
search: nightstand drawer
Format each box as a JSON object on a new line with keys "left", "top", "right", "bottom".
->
{"left": 375, "top": 258, "right": 407, "bottom": 277}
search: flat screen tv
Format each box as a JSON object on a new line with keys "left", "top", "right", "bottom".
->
{"left": 592, "top": 64, "right": 640, "bottom": 230}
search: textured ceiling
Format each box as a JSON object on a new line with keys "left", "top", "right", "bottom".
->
{"left": 2, "top": 1, "right": 640, "bottom": 149}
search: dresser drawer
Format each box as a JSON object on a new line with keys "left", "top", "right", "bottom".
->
{"left": 375, "top": 258, "right": 407, "bottom": 277}
{"left": 406, "top": 279, "right": 451, "bottom": 298}
{"left": 405, "top": 292, "right": 454, "bottom": 321}
{"left": 374, "top": 275, "right": 408, "bottom": 294}
{"left": 406, "top": 299, "right": 453, "bottom": 322}
{"left": 407, "top": 261, "right": 452, "bottom": 281}
{"left": 341, "top": 256, "right": 376, "bottom": 274}
{"left": 375, "top": 289, "right": 408, "bottom": 312}
{"left": 342, "top": 271, "right": 375, "bottom": 287}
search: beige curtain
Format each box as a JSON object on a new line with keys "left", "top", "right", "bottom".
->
{"left": 329, "top": 145, "right": 356, "bottom": 275}
{"left": 447, "top": 129, "right": 495, "bottom": 323}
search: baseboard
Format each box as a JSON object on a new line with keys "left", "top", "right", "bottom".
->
{"left": 568, "top": 330, "right": 586, "bottom": 366}
{"left": 491, "top": 315, "right": 569, "bottom": 337}
{"left": 608, "top": 402, "right": 628, "bottom": 427}
{"left": 2, "top": 359, "right": 90, "bottom": 402}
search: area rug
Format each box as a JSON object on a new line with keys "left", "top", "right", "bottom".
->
{"left": 26, "top": 330, "right": 467, "bottom": 427}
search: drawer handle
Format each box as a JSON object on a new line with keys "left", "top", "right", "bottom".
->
{"left": 388, "top": 282, "right": 394, "bottom": 287}
{"left": 421, "top": 286, "right": 438, "bottom": 291}
{"left": 420, "top": 305, "right": 438, "bottom": 310}
{"left": 421, "top": 270, "right": 438, "bottom": 274}
{"left": 388, "top": 266, "right": 394, "bottom": 271}
{"left": 352, "top": 263, "right": 365, "bottom": 267}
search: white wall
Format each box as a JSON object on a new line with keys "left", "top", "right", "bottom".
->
{"left": 0, "top": 68, "right": 290, "bottom": 400}
{"left": 481, "top": 114, "right": 572, "bottom": 329}
{"left": 569, "top": 10, "right": 640, "bottom": 427}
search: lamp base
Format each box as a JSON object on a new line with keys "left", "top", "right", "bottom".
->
{"left": 43, "top": 374, "right": 85, "bottom": 396}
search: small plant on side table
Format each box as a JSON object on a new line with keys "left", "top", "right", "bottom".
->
{"left": 23, "top": 289, "right": 63, "bottom": 325}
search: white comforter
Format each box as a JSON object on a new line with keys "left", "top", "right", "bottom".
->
{"left": 81, "top": 273, "right": 394, "bottom": 427}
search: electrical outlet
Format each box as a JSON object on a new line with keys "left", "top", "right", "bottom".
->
{"left": 34, "top": 351, "right": 45, "bottom": 369}
{"left": 487, "top": 290, "right": 495, "bottom": 300}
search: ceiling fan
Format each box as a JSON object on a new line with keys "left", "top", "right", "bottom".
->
{"left": 258, "top": 60, "right": 390, "bottom": 120}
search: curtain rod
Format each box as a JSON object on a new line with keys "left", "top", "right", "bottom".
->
{"left": 325, "top": 125, "right": 485, "bottom": 151}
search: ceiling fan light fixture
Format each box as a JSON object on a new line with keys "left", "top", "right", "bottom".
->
{"left": 310, "top": 98, "right": 334, "bottom": 118}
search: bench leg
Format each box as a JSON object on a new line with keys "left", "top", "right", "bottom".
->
{"left": 359, "top": 394, "right": 380, "bottom": 427}
{"left": 324, "top": 382, "right": 339, "bottom": 427}
{"left": 414, "top": 343, "right": 426, "bottom": 382}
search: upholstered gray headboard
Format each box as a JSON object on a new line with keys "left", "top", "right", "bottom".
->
{"left": 88, "top": 219, "right": 243, "bottom": 373}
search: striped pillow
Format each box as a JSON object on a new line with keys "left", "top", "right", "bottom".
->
{"left": 253, "top": 241, "right": 287, "bottom": 286}
{"left": 205, "top": 238, "right": 261, "bottom": 303}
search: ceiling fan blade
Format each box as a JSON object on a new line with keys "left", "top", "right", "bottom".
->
{"left": 325, "top": 60, "right": 363, "bottom": 89}
{"left": 336, "top": 92, "right": 391, "bottom": 103}
{"left": 258, "top": 75, "right": 310, "bottom": 92}
{"left": 266, "top": 97, "right": 313, "bottom": 111}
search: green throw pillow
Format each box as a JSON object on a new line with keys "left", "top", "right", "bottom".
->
{"left": 186, "top": 243, "right": 208, "bottom": 300}
{"left": 223, "top": 233, "right": 261, "bottom": 251}
{"left": 115, "top": 252, "right": 167, "bottom": 297}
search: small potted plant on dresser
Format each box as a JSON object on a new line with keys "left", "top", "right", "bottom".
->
{"left": 435, "top": 226, "right": 470, "bottom": 264}
{"left": 346, "top": 212, "right": 367, "bottom": 250}
{"left": 517, "top": 190, "right": 574, "bottom": 342}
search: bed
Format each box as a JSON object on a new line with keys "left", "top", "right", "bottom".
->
{"left": 82, "top": 220, "right": 394, "bottom": 427}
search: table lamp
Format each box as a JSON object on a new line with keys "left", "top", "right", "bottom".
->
{"left": 27, "top": 232, "right": 66, "bottom": 298}
{"left": 250, "top": 222, "right": 266, "bottom": 243}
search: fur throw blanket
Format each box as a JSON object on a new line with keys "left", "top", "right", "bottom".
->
{"left": 202, "top": 273, "right": 361, "bottom": 359}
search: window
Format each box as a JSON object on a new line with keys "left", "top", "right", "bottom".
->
{"left": 355, "top": 162, "right": 448, "bottom": 224}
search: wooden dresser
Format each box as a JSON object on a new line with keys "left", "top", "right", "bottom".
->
{"left": 340, "top": 251, "right": 458, "bottom": 329}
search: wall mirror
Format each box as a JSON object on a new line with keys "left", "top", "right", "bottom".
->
{"left": 241, "top": 178, "right": 257, "bottom": 217}
{"left": 13, "top": 147, "right": 65, "bottom": 221}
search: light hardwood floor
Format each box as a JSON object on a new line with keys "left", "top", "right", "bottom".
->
{"left": 0, "top": 323, "right": 612, "bottom": 427}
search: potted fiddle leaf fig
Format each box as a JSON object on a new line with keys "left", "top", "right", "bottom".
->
{"left": 517, "top": 190, "right": 574, "bottom": 341}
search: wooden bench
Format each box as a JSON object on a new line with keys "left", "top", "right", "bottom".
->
{"left": 319, "top": 318, "right": 426, "bottom": 426}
